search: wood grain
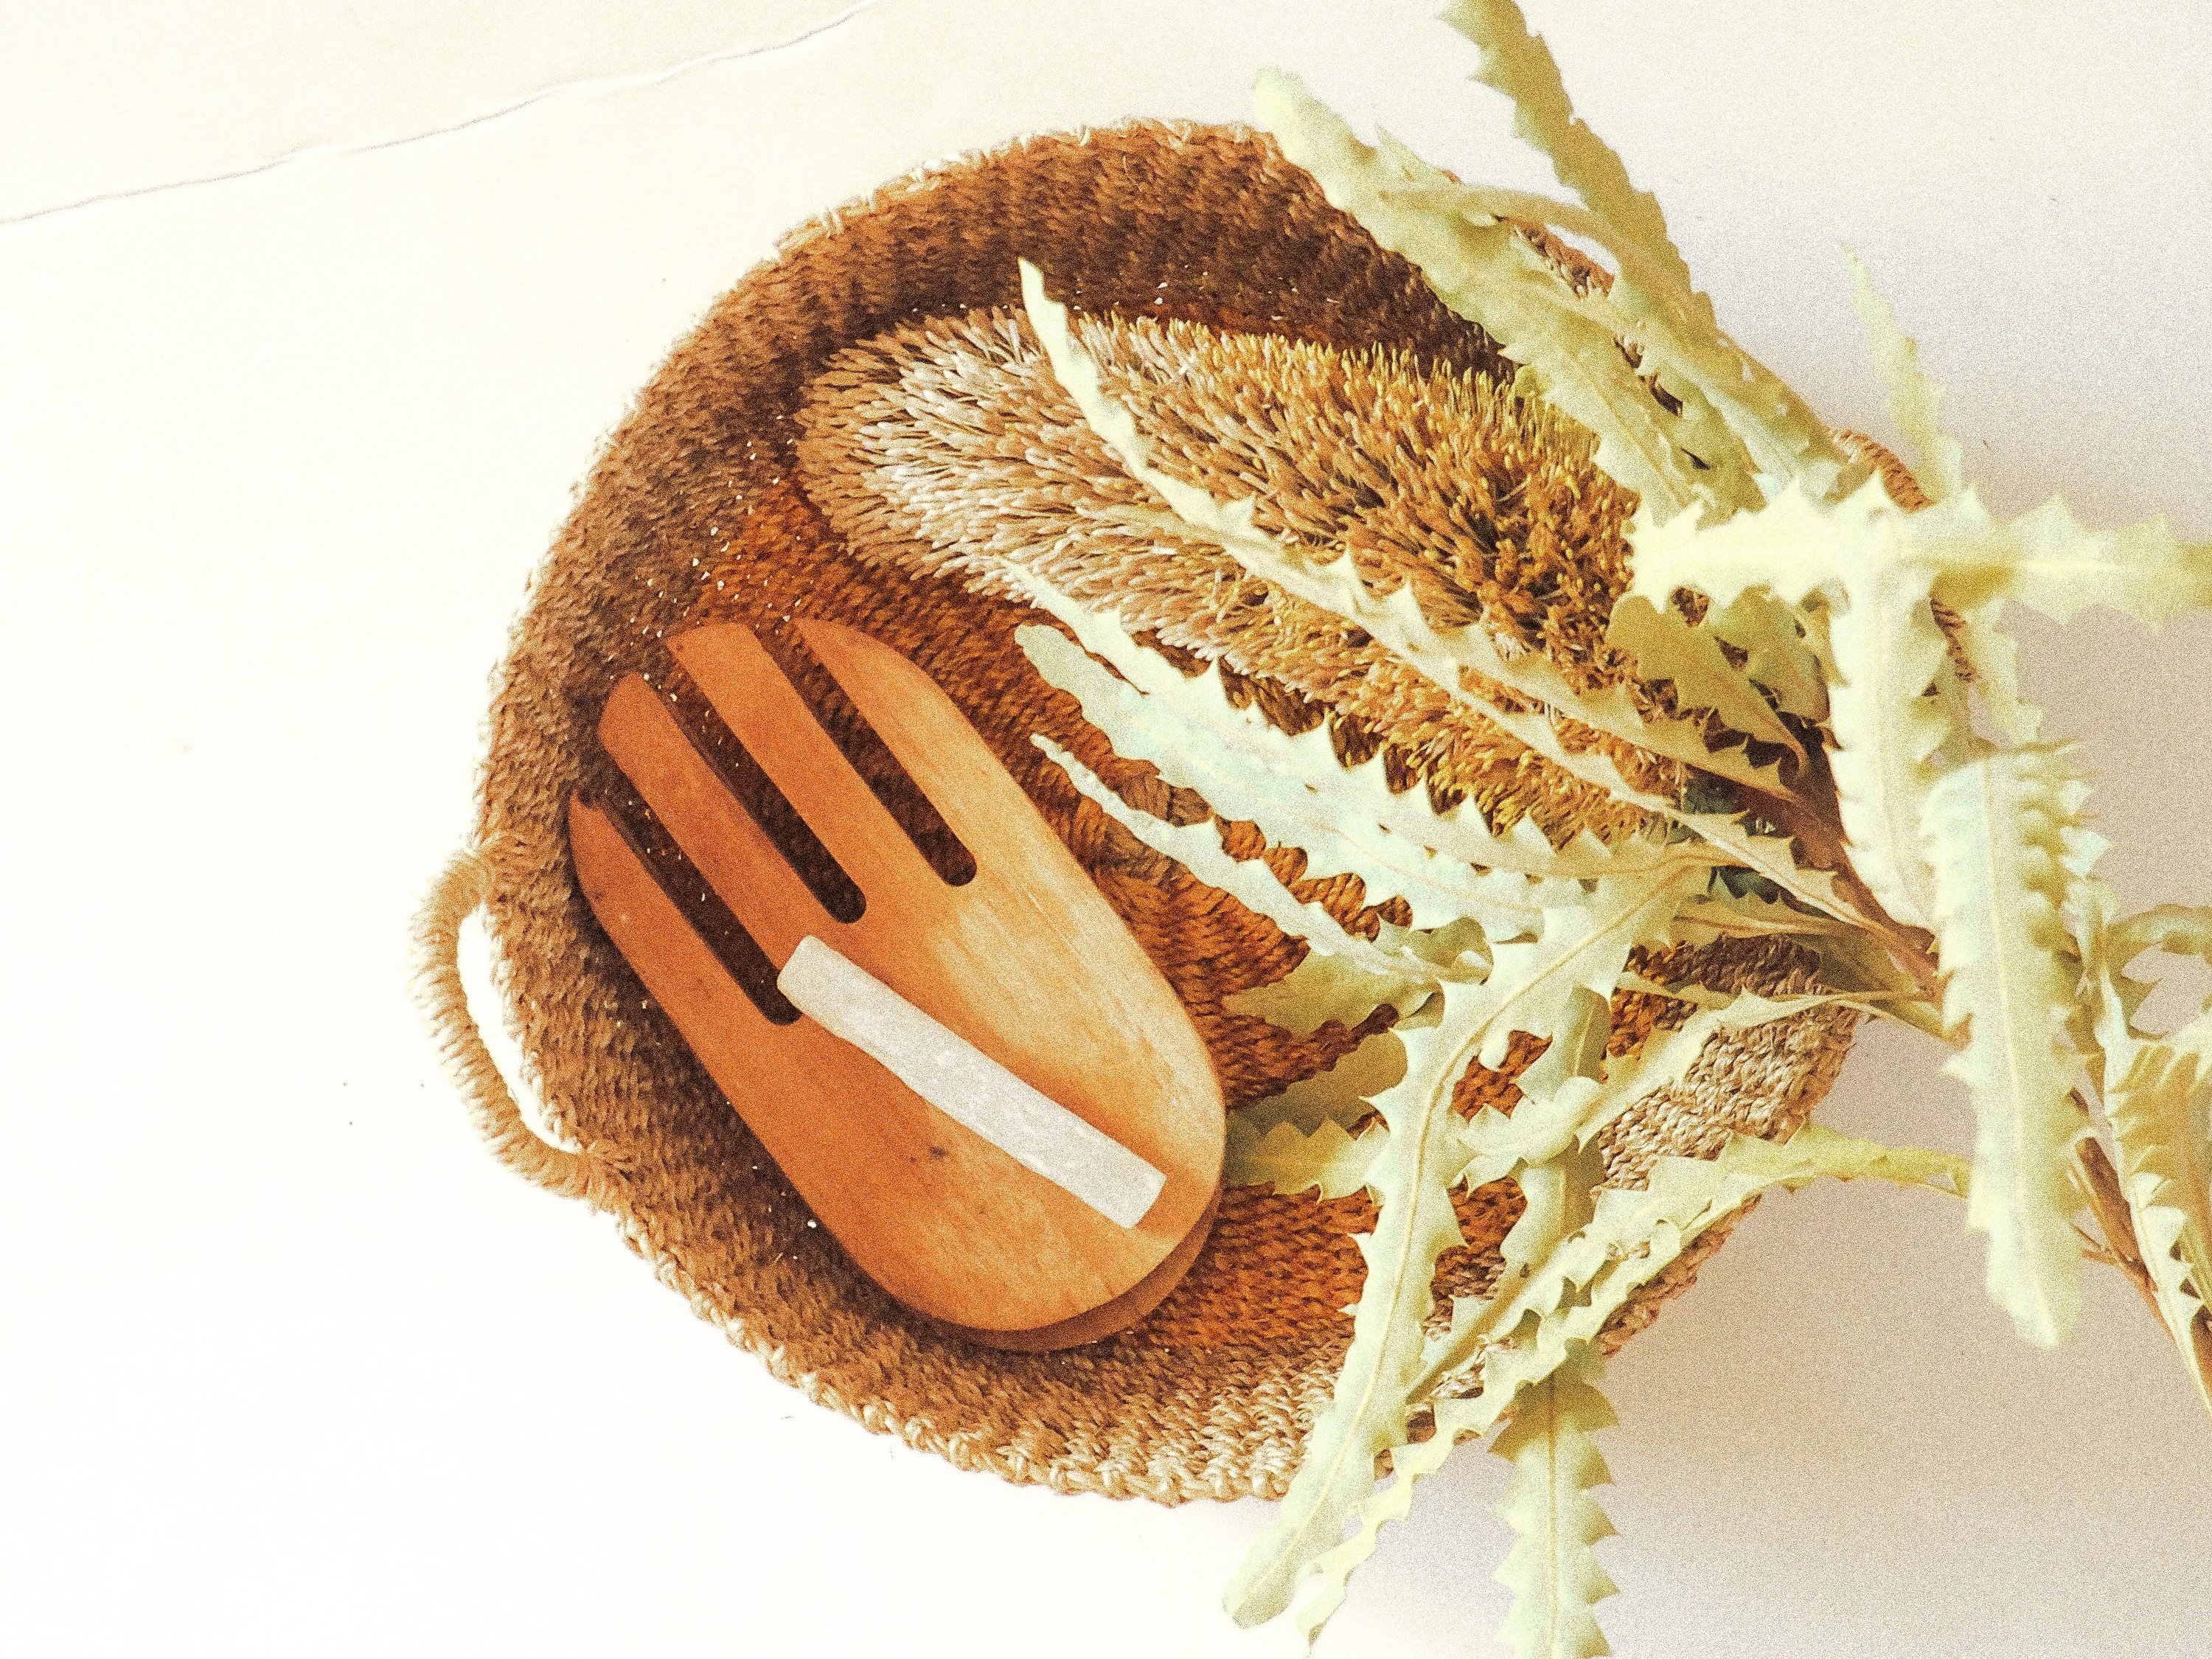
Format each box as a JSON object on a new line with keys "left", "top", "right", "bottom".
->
{"left": 570, "top": 619, "right": 1224, "bottom": 1343}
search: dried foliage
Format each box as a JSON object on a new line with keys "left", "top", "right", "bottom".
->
{"left": 905, "top": 1, "right": 2212, "bottom": 1648}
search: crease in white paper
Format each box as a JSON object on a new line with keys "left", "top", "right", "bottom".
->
{"left": 2, "top": 0, "right": 892, "bottom": 229}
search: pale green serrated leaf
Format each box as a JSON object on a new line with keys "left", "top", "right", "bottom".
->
{"left": 1512, "top": 984, "right": 1613, "bottom": 1108}
{"left": 1007, "top": 570, "right": 1704, "bottom": 881}
{"left": 1845, "top": 248, "right": 1966, "bottom": 504}
{"left": 1224, "top": 1001, "right": 1479, "bottom": 1626}
{"left": 1234, "top": 1029, "right": 1412, "bottom": 1137}
{"left": 1627, "top": 476, "right": 1880, "bottom": 612}
{"left": 1230, "top": 870, "right": 1693, "bottom": 1626}
{"left": 1921, "top": 747, "right": 2090, "bottom": 1346}
{"left": 1415, "top": 651, "right": 1868, "bottom": 928}
{"left": 1381, "top": 164, "right": 1768, "bottom": 505}
{"left": 1278, "top": 1390, "right": 1484, "bottom": 1641}
{"left": 1708, "top": 591, "right": 1828, "bottom": 721}
{"left": 1708, "top": 1122, "right": 1973, "bottom": 1197}
{"left": 1671, "top": 888, "right": 1865, "bottom": 943}
{"left": 1253, "top": 68, "right": 1731, "bottom": 521}
{"left": 1806, "top": 928, "right": 1951, "bottom": 1040}
{"left": 1475, "top": 692, "right": 1866, "bottom": 931}
{"left": 1226, "top": 947, "right": 1436, "bottom": 1038}
{"left": 1271, "top": 1132, "right": 1602, "bottom": 1650}
{"left": 1950, "top": 598, "right": 2043, "bottom": 744}
{"left": 1491, "top": 1346, "right": 1618, "bottom": 1659}
{"left": 2104, "top": 904, "right": 2212, "bottom": 1038}
{"left": 1638, "top": 471, "right": 2212, "bottom": 674}
{"left": 2102, "top": 1042, "right": 2212, "bottom": 1416}
{"left": 1453, "top": 990, "right": 1867, "bottom": 1190}
{"left": 2066, "top": 877, "right": 2136, "bottom": 1087}
{"left": 1077, "top": 512, "right": 1848, "bottom": 929}
{"left": 1467, "top": 870, "right": 1707, "bottom": 1071}
{"left": 1397, "top": 166, "right": 1852, "bottom": 503}
{"left": 1425, "top": 1124, "right": 1972, "bottom": 1404}
{"left": 1289, "top": 1124, "right": 1968, "bottom": 1640}
{"left": 1910, "top": 487, "right": 2212, "bottom": 629}
{"left": 1629, "top": 476, "right": 1960, "bottom": 928}
{"left": 1604, "top": 594, "right": 1804, "bottom": 762}
{"left": 1102, "top": 479, "right": 1788, "bottom": 809}
{"left": 1821, "top": 538, "right": 1957, "bottom": 932}
{"left": 1442, "top": 0, "right": 1688, "bottom": 301}
{"left": 2070, "top": 893, "right": 2212, "bottom": 1416}
{"left": 1023, "top": 257, "right": 1795, "bottom": 805}
{"left": 1420, "top": 0, "right": 1857, "bottom": 501}
{"left": 1228, "top": 1114, "right": 1388, "bottom": 1200}
{"left": 1020, "top": 621, "right": 1569, "bottom": 931}
{"left": 1036, "top": 737, "right": 1475, "bottom": 986}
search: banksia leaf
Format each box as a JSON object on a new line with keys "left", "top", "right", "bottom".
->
{"left": 1948, "top": 599, "right": 2042, "bottom": 744}
{"left": 1228, "top": 1114, "right": 1387, "bottom": 1200}
{"left": 1820, "top": 538, "right": 1957, "bottom": 932}
{"left": 1670, "top": 888, "right": 1865, "bottom": 945}
{"left": 1453, "top": 990, "right": 1870, "bottom": 1189}
{"left": 1919, "top": 747, "right": 2090, "bottom": 1346}
{"left": 2073, "top": 895, "right": 2212, "bottom": 1416}
{"left": 1020, "top": 621, "right": 1572, "bottom": 931}
{"left": 1284, "top": 1393, "right": 1489, "bottom": 1644}
{"left": 1626, "top": 476, "right": 1891, "bottom": 614}
{"left": 2102, "top": 1043, "right": 2212, "bottom": 1416}
{"left": 1709, "top": 1122, "right": 1972, "bottom": 1197}
{"left": 1224, "top": 1001, "right": 1480, "bottom": 1625}
{"left": 1492, "top": 1347, "right": 1619, "bottom": 1659}
{"left": 1441, "top": 0, "right": 1854, "bottom": 500}
{"left": 1014, "top": 574, "right": 1689, "bottom": 880}
{"left": 1252, "top": 69, "right": 1733, "bottom": 522}
{"left": 1232, "top": 1029, "right": 1411, "bottom": 1137}
{"left": 1707, "top": 591, "right": 1828, "bottom": 721}
{"left": 1910, "top": 489, "right": 2212, "bottom": 630}
{"left": 1846, "top": 250, "right": 1966, "bottom": 504}
{"left": 1225, "top": 949, "right": 1439, "bottom": 1038}
{"left": 1037, "top": 737, "right": 1478, "bottom": 984}
{"left": 1441, "top": 0, "right": 1688, "bottom": 303}
{"left": 1283, "top": 1124, "right": 1968, "bottom": 1644}
{"left": 1628, "top": 476, "right": 1961, "bottom": 929}
{"left": 1603, "top": 594, "right": 1804, "bottom": 763}
{"left": 1419, "top": 1124, "right": 1972, "bottom": 1406}
{"left": 1229, "top": 869, "right": 1694, "bottom": 1628}
{"left": 1463, "top": 869, "right": 1708, "bottom": 1071}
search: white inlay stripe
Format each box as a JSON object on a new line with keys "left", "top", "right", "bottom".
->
{"left": 775, "top": 935, "right": 1166, "bottom": 1228}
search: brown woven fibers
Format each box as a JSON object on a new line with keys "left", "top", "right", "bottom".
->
{"left": 442, "top": 121, "right": 1858, "bottom": 1503}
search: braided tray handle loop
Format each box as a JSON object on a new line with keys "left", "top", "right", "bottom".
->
{"left": 411, "top": 848, "right": 616, "bottom": 1206}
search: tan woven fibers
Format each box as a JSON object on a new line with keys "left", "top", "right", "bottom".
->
{"left": 443, "top": 120, "right": 1859, "bottom": 1503}
{"left": 795, "top": 307, "right": 1670, "bottom": 841}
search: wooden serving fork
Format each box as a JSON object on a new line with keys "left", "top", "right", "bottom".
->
{"left": 567, "top": 618, "right": 1224, "bottom": 1349}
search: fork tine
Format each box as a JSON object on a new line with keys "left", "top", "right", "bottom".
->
{"left": 792, "top": 617, "right": 1055, "bottom": 869}
{"left": 596, "top": 673, "right": 848, "bottom": 964}
{"left": 577, "top": 784, "right": 800, "bottom": 1023}
{"left": 667, "top": 624, "right": 942, "bottom": 903}
{"left": 567, "top": 794, "right": 789, "bottom": 1046}
{"left": 755, "top": 632, "right": 976, "bottom": 887}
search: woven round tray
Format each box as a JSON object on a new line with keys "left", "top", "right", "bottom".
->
{"left": 415, "top": 120, "right": 1858, "bottom": 1503}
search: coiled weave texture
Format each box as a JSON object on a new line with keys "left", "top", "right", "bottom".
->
{"left": 438, "top": 121, "right": 1858, "bottom": 1503}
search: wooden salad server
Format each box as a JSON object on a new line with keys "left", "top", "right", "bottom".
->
{"left": 567, "top": 617, "right": 1225, "bottom": 1349}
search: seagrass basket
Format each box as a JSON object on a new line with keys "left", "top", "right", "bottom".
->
{"left": 414, "top": 120, "right": 1858, "bottom": 1503}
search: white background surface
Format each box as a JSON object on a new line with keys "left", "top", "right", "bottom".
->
{"left": 5, "top": 3, "right": 2211, "bottom": 1655}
